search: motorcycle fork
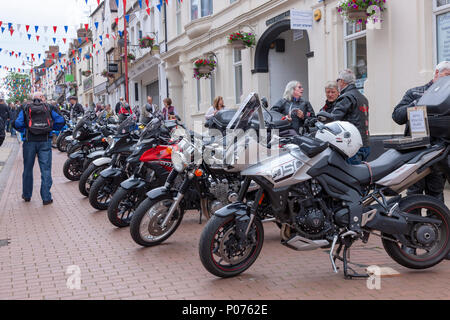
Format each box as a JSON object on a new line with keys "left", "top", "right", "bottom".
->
{"left": 160, "top": 172, "right": 193, "bottom": 228}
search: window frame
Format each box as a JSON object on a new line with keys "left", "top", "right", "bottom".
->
{"left": 433, "top": 0, "right": 450, "bottom": 64}
{"left": 190, "top": 0, "right": 213, "bottom": 21}
{"left": 343, "top": 22, "right": 367, "bottom": 92}
{"left": 233, "top": 48, "right": 243, "bottom": 105}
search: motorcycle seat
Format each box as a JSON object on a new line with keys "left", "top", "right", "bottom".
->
{"left": 331, "top": 147, "right": 431, "bottom": 185}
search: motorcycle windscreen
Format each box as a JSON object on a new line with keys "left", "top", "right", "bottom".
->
{"left": 116, "top": 115, "right": 136, "bottom": 134}
{"left": 226, "top": 92, "right": 261, "bottom": 131}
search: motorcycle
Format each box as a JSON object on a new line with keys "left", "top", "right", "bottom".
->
{"left": 88, "top": 115, "right": 140, "bottom": 210}
{"left": 128, "top": 115, "right": 270, "bottom": 247}
{"left": 107, "top": 117, "right": 177, "bottom": 228}
{"left": 62, "top": 112, "right": 112, "bottom": 181}
{"left": 198, "top": 91, "right": 450, "bottom": 279}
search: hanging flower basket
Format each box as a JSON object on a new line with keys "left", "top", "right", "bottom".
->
{"left": 101, "top": 70, "right": 115, "bottom": 78}
{"left": 122, "top": 53, "right": 136, "bottom": 61}
{"left": 193, "top": 58, "right": 216, "bottom": 79}
{"left": 228, "top": 31, "right": 256, "bottom": 49}
{"left": 139, "top": 36, "right": 154, "bottom": 49}
{"left": 337, "top": 0, "right": 386, "bottom": 24}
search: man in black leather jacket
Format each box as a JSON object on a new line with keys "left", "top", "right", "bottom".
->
{"left": 68, "top": 96, "right": 84, "bottom": 122}
{"left": 329, "top": 69, "right": 370, "bottom": 164}
{"left": 392, "top": 61, "right": 450, "bottom": 203}
{"left": 272, "top": 81, "right": 315, "bottom": 134}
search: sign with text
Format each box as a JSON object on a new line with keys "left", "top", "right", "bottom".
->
{"left": 437, "top": 11, "right": 450, "bottom": 62}
{"left": 290, "top": 9, "right": 313, "bottom": 30}
{"left": 407, "top": 106, "right": 429, "bottom": 137}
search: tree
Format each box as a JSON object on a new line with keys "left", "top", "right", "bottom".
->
{"left": 2, "top": 72, "right": 31, "bottom": 104}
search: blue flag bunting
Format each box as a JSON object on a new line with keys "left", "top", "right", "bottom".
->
{"left": 118, "top": 30, "right": 123, "bottom": 37}
{"left": 94, "top": 22, "right": 99, "bottom": 30}
{"left": 35, "top": 26, "right": 39, "bottom": 32}
{"left": 115, "top": 0, "right": 119, "bottom": 8}
{"left": 157, "top": 0, "right": 162, "bottom": 11}
{"left": 27, "top": 34, "right": 31, "bottom": 40}
{"left": 53, "top": 38, "right": 56, "bottom": 44}
{"left": 99, "top": 41, "right": 103, "bottom": 47}
{"left": 138, "top": 0, "right": 142, "bottom": 8}
{"left": 64, "top": 26, "right": 68, "bottom": 33}
{"left": 99, "top": 35, "right": 103, "bottom": 41}
{"left": 8, "top": 23, "right": 12, "bottom": 30}
{"left": 78, "top": 38, "right": 82, "bottom": 44}
{"left": 1, "top": 27, "right": 5, "bottom": 33}
{"left": 79, "top": 48, "right": 82, "bottom": 54}
{"left": 125, "top": 15, "right": 130, "bottom": 23}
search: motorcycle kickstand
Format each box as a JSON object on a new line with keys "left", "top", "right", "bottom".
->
{"left": 331, "top": 238, "right": 369, "bottom": 279}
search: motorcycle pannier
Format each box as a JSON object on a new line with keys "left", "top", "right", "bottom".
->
{"left": 417, "top": 76, "right": 450, "bottom": 139}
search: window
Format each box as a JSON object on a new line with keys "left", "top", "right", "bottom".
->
{"left": 191, "top": 0, "right": 213, "bottom": 21}
{"left": 233, "top": 49, "right": 243, "bottom": 104}
{"left": 344, "top": 22, "right": 367, "bottom": 93}
{"left": 135, "top": 83, "right": 139, "bottom": 102}
{"left": 176, "top": 0, "right": 182, "bottom": 35}
{"left": 434, "top": 0, "right": 450, "bottom": 63}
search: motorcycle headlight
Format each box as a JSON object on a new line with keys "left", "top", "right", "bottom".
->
{"left": 171, "top": 150, "right": 187, "bottom": 172}
{"left": 75, "top": 131, "right": 82, "bottom": 139}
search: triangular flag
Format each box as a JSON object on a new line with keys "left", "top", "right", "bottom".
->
{"left": 53, "top": 26, "right": 57, "bottom": 33}
{"left": 115, "top": 18, "right": 119, "bottom": 25}
{"left": 94, "top": 22, "right": 99, "bottom": 30}
{"left": 125, "top": 15, "right": 130, "bottom": 23}
{"left": 145, "top": 0, "right": 149, "bottom": 7}
{"left": 118, "top": 30, "right": 123, "bottom": 37}
{"left": 1, "top": 27, "right": 5, "bottom": 33}
{"left": 53, "top": 38, "right": 56, "bottom": 44}
{"left": 36, "top": 35, "right": 40, "bottom": 41}
{"left": 8, "top": 23, "right": 12, "bottom": 30}
{"left": 85, "top": 37, "right": 89, "bottom": 42}
{"left": 115, "top": 0, "right": 119, "bottom": 8}
{"left": 85, "top": 24, "right": 89, "bottom": 31}
{"left": 105, "top": 33, "right": 109, "bottom": 39}
{"left": 97, "top": 0, "right": 100, "bottom": 5}
{"left": 99, "top": 35, "right": 103, "bottom": 41}
{"left": 27, "top": 34, "right": 31, "bottom": 40}
{"left": 35, "top": 26, "right": 39, "bottom": 32}
{"left": 93, "top": 44, "right": 96, "bottom": 49}
{"left": 99, "top": 41, "right": 103, "bottom": 46}
{"left": 10, "top": 28, "right": 14, "bottom": 36}
{"left": 63, "top": 38, "right": 67, "bottom": 44}
{"left": 44, "top": 26, "right": 48, "bottom": 33}
{"left": 64, "top": 26, "right": 68, "bottom": 33}
{"left": 78, "top": 38, "right": 82, "bottom": 44}
{"left": 26, "top": 25, "right": 30, "bottom": 32}
{"left": 157, "top": 0, "right": 162, "bottom": 11}
{"left": 146, "top": 7, "right": 151, "bottom": 15}
{"left": 0, "top": 22, "right": 2, "bottom": 28}
{"left": 138, "top": 0, "right": 142, "bottom": 8}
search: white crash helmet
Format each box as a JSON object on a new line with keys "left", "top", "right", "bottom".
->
{"left": 315, "top": 121, "right": 362, "bottom": 158}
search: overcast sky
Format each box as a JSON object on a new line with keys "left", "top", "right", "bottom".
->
{"left": 0, "top": 0, "right": 98, "bottom": 91}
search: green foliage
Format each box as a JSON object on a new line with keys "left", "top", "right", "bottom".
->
{"left": 3, "top": 72, "right": 31, "bottom": 104}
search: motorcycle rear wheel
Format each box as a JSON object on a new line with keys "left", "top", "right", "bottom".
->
{"left": 199, "top": 215, "right": 264, "bottom": 278}
{"left": 130, "top": 195, "right": 183, "bottom": 247}
{"left": 382, "top": 195, "right": 450, "bottom": 269}
{"left": 63, "top": 157, "right": 83, "bottom": 181}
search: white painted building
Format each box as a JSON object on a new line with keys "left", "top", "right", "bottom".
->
{"left": 160, "top": 0, "right": 449, "bottom": 157}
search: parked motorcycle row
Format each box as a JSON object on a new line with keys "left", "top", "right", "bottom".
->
{"left": 57, "top": 80, "right": 450, "bottom": 280}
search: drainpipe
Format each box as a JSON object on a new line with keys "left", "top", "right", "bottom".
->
{"left": 164, "top": 0, "right": 169, "bottom": 97}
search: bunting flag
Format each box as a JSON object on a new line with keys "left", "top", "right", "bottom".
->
{"left": 35, "top": 26, "right": 39, "bottom": 33}
{"left": 0, "top": 22, "right": 2, "bottom": 28}
{"left": 27, "top": 34, "right": 31, "bottom": 40}
{"left": 138, "top": 0, "right": 142, "bottom": 8}
{"left": 157, "top": 0, "right": 162, "bottom": 11}
{"left": 1, "top": 27, "right": 5, "bottom": 33}
{"left": 145, "top": 0, "right": 149, "bottom": 7}
{"left": 94, "top": 22, "right": 99, "bottom": 30}
{"left": 36, "top": 35, "right": 40, "bottom": 41}
{"left": 146, "top": 7, "right": 151, "bottom": 15}
{"left": 53, "top": 26, "right": 57, "bottom": 33}
{"left": 84, "top": 24, "right": 89, "bottom": 31}
{"left": 63, "top": 38, "right": 66, "bottom": 44}
{"left": 115, "top": 17, "right": 119, "bottom": 25}
{"left": 64, "top": 26, "right": 68, "bottom": 33}
{"left": 125, "top": 15, "right": 130, "bottom": 23}
{"left": 52, "top": 38, "right": 56, "bottom": 44}
{"left": 26, "top": 25, "right": 30, "bottom": 32}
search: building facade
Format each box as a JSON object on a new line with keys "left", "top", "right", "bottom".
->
{"left": 161, "top": 0, "right": 449, "bottom": 145}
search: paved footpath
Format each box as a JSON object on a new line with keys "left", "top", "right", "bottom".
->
{"left": 0, "top": 138, "right": 450, "bottom": 300}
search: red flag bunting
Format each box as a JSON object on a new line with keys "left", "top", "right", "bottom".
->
{"left": 26, "top": 25, "right": 29, "bottom": 32}
{"left": 36, "top": 35, "right": 40, "bottom": 41}
{"left": 145, "top": 0, "right": 149, "bottom": 7}
{"left": 63, "top": 38, "right": 66, "bottom": 44}
{"left": 146, "top": 8, "right": 151, "bottom": 15}
{"left": 85, "top": 24, "right": 89, "bottom": 31}
{"left": 53, "top": 26, "right": 57, "bottom": 33}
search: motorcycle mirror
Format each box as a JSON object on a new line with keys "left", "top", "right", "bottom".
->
{"left": 317, "top": 111, "right": 333, "bottom": 123}
{"left": 261, "top": 97, "right": 269, "bottom": 109}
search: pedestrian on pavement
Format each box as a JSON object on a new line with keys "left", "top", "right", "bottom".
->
{"left": 328, "top": 69, "right": 370, "bottom": 164}
{"left": 205, "top": 96, "right": 226, "bottom": 121}
{"left": 320, "top": 81, "right": 340, "bottom": 113}
{"left": 272, "top": 81, "right": 315, "bottom": 134}
{"left": 14, "top": 92, "right": 65, "bottom": 205}
{"left": 0, "top": 97, "right": 10, "bottom": 147}
{"left": 115, "top": 97, "right": 125, "bottom": 115}
{"left": 392, "top": 61, "right": 450, "bottom": 203}
{"left": 162, "top": 98, "right": 177, "bottom": 120}
{"left": 9, "top": 104, "right": 19, "bottom": 136}
{"left": 68, "top": 96, "right": 84, "bottom": 122}
{"left": 140, "top": 96, "right": 159, "bottom": 123}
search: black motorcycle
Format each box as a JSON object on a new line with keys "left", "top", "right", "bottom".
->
{"left": 107, "top": 118, "right": 177, "bottom": 227}
{"left": 88, "top": 116, "right": 140, "bottom": 210}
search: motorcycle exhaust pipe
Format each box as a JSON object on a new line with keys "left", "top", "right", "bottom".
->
{"left": 283, "top": 235, "right": 329, "bottom": 251}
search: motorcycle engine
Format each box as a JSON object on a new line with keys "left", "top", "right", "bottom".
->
{"left": 209, "top": 178, "right": 241, "bottom": 213}
{"left": 296, "top": 207, "right": 326, "bottom": 235}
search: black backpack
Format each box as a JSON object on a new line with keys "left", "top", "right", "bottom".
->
{"left": 26, "top": 102, "right": 54, "bottom": 135}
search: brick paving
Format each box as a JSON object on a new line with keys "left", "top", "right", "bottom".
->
{"left": 0, "top": 138, "right": 450, "bottom": 300}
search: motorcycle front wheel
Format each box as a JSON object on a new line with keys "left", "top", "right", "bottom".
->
{"left": 56, "top": 131, "right": 71, "bottom": 152}
{"left": 89, "top": 176, "right": 119, "bottom": 210}
{"left": 382, "top": 194, "right": 450, "bottom": 269}
{"left": 63, "top": 157, "right": 84, "bottom": 181}
{"left": 78, "top": 163, "right": 108, "bottom": 197}
{"left": 199, "top": 215, "right": 264, "bottom": 278}
{"left": 130, "top": 195, "right": 183, "bottom": 247}
{"left": 108, "top": 187, "right": 143, "bottom": 228}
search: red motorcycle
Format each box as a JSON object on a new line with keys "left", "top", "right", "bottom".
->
{"left": 107, "top": 118, "right": 177, "bottom": 228}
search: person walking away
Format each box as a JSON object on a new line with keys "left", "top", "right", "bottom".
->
{"left": 9, "top": 104, "right": 19, "bottom": 136}
{"left": 328, "top": 69, "right": 370, "bottom": 164}
{"left": 272, "top": 81, "right": 315, "bottom": 135}
{"left": 320, "top": 81, "right": 340, "bottom": 113}
{"left": 68, "top": 96, "right": 84, "bottom": 123}
{"left": 162, "top": 98, "right": 177, "bottom": 120}
{"left": 205, "top": 96, "right": 226, "bottom": 121}
{"left": 0, "top": 98, "right": 10, "bottom": 147}
{"left": 14, "top": 92, "right": 65, "bottom": 205}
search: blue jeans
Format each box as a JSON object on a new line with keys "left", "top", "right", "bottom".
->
{"left": 22, "top": 140, "right": 53, "bottom": 202}
{"left": 347, "top": 147, "right": 371, "bottom": 165}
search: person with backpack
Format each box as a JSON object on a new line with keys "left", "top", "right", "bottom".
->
{"left": 14, "top": 92, "right": 65, "bottom": 205}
